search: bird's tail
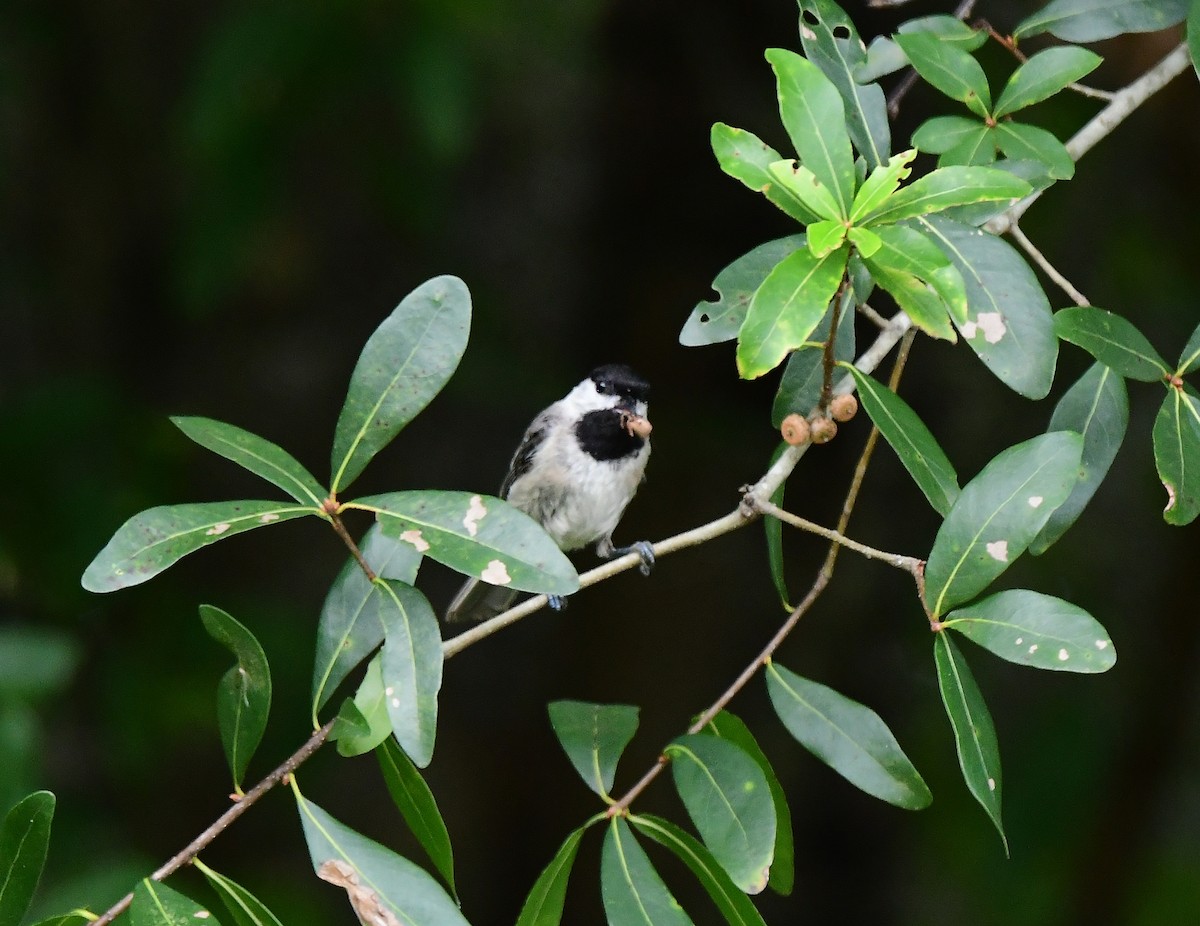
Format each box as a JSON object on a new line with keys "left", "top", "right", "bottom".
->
{"left": 444, "top": 577, "right": 520, "bottom": 623}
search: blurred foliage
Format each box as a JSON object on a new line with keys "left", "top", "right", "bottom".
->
{"left": 2, "top": 0, "right": 1199, "bottom": 924}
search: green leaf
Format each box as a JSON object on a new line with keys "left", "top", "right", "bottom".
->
{"left": 295, "top": 790, "right": 469, "bottom": 926}
{"left": 601, "top": 817, "right": 695, "bottom": 926}
{"left": 920, "top": 215, "right": 1058, "bottom": 399}
{"left": 374, "top": 581, "right": 443, "bottom": 767}
{"left": 547, "top": 700, "right": 640, "bottom": 799}
{"left": 847, "top": 226, "right": 882, "bottom": 258}
{"left": 1153, "top": 384, "right": 1200, "bottom": 525}
{"left": 796, "top": 0, "right": 892, "bottom": 170}
{"left": 354, "top": 491, "right": 578, "bottom": 594}
{"left": 767, "top": 161, "right": 844, "bottom": 222}
{"left": 912, "top": 115, "right": 987, "bottom": 155}
{"left": 377, "top": 738, "right": 457, "bottom": 896}
{"left": 864, "top": 224, "right": 968, "bottom": 335}
{"left": 0, "top": 790, "right": 55, "bottom": 926}
{"left": 934, "top": 634, "right": 1006, "bottom": 853}
{"left": 681, "top": 236, "right": 807, "bottom": 347}
{"left": 805, "top": 220, "right": 847, "bottom": 258}
{"left": 992, "top": 122, "right": 1075, "bottom": 180}
{"left": 194, "top": 859, "right": 286, "bottom": 926}
{"left": 736, "top": 245, "right": 848, "bottom": 379}
{"left": 330, "top": 275, "right": 471, "bottom": 494}
{"left": 1053, "top": 306, "right": 1170, "bottom": 381}
{"left": 130, "top": 879, "right": 223, "bottom": 926}
{"left": 1191, "top": 0, "right": 1200, "bottom": 80}
{"left": 925, "top": 432, "right": 1084, "bottom": 618}
{"left": 710, "top": 124, "right": 821, "bottom": 225}
{"left": 199, "top": 605, "right": 272, "bottom": 791}
{"left": 1177, "top": 316, "right": 1200, "bottom": 374}
{"left": 765, "top": 443, "right": 791, "bottom": 610}
{"left": 330, "top": 656, "right": 391, "bottom": 757}
{"left": 843, "top": 367, "right": 960, "bottom": 515}
{"left": 1032, "top": 363, "right": 1128, "bottom": 553}
{"left": 993, "top": 47, "right": 1103, "bottom": 117}
{"left": 631, "top": 815, "right": 769, "bottom": 926}
{"left": 849, "top": 150, "right": 916, "bottom": 223}
{"left": 516, "top": 826, "right": 587, "bottom": 926}
{"left": 28, "top": 913, "right": 93, "bottom": 926}
{"left": 82, "top": 501, "right": 316, "bottom": 593}
{"left": 312, "top": 525, "right": 423, "bottom": 720}
{"left": 1015, "top": 0, "right": 1187, "bottom": 41}
{"left": 665, "top": 734, "right": 775, "bottom": 894}
{"left": 942, "top": 589, "right": 1116, "bottom": 673}
{"left": 771, "top": 292, "right": 856, "bottom": 427}
{"left": 766, "top": 662, "right": 931, "bottom": 809}
{"left": 939, "top": 126, "right": 998, "bottom": 167}
{"left": 765, "top": 48, "right": 855, "bottom": 217}
{"left": 893, "top": 32, "right": 992, "bottom": 118}
{"left": 171, "top": 416, "right": 326, "bottom": 507}
{"left": 862, "top": 167, "right": 1030, "bottom": 226}
{"left": 704, "top": 712, "right": 794, "bottom": 896}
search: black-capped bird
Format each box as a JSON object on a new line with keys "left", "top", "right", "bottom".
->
{"left": 445, "top": 363, "right": 654, "bottom": 622}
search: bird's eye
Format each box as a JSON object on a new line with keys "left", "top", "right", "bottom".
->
{"left": 596, "top": 381, "right": 608, "bottom": 393}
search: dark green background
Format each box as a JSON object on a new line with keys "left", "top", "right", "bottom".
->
{"left": 3, "top": 1, "right": 1199, "bottom": 924}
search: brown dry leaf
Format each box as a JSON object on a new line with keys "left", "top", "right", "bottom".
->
{"left": 318, "top": 859, "right": 404, "bottom": 926}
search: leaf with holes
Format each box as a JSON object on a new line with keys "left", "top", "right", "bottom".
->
{"left": 516, "top": 826, "right": 588, "bottom": 926}
{"left": 601, "top": 817, "right": 695, "bottom": 926}
{"left": 934, "top": 633, "right": 1007, "bottom": 853}
{"left": 942, "top": 589, "right": 1116, "bottom": 672}
{"left": 631, "top": 815, "right": 769, "bottom": 926}
{"left": 737, "top": 244, "right": 848, "bottom": 379}
{"left": 355, "top": 491, "right": 578, "bottom": 594}
{"left": 797, "top": 0, "right": 891, "bottom": 170}
{"left": 666, "top": 734, "right": 775, "bottom": 894}
{"left": 706, "top": 711, "right": 794, "bottom": 896}
{"left": 1033, "top": 363, "right": 1128, "bottom": 553}
{"left": 548, "top": 700, "right": 639, "bottom": 799}
{"left": 0, "top": 791, "right": 55, "bottom": 926}
{"left": 330, "top": 275, "right": 470, "bottom": 493}
{"left": 296, "top": 791, "right": 469, "bottom": 926}
{"left": 172, "top": 416, "right": 327, "bottom": 506}
{"left": 766, "top": 662, "right": 931, "bottom": 809}
{"left": 1153, "top": 383, "right": 1200, "bottom": 526}
{"left": 849, "top": 150, "right": 916, "bottom": 223}
{"left": 925, "top": 432, "right": 1083, "bottom": 618}
{"left": 82, "top": 501, "right": 315, "bottom": 593}
{"left": 681, "top": 235, "right": 807, "bottom": 347}
{"left": 893, "top": 31, "right": 992, "bottom": 118}
{"left": 1054, "top": 306, "right": 1169, "bottom": 382}
{"left": 920, "top": 215, "right": 1058, "bottom": 399}
{"left": 843, "top": 366, "right": 960, "bottom": 516}
{"left": 1015, "top": 0, "right": 1187, "bottom": 41}
{"left": 130, "top": 879, "right": 222, "bottom": 926}
{"left": 710, "top": 124, "right": 821, "bottom": 225}
{"left": 200, "top": 605, "right": 272, "bottom": 791}
{"left": 766, "top": 49, "right": 855, "bottom": 216}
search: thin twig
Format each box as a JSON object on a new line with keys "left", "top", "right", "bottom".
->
{"left": 753, "top": 499, "right": 922, "bottom": 573}
{"left": 1007, "top": 222, "right": 1090, "bottom": 306}
{"left": 92, "top": 721, "right": 336, "bottom": 926}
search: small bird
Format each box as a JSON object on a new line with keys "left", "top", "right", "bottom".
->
{"left": 445, "top": 363, "right": 654, "bottom": 622}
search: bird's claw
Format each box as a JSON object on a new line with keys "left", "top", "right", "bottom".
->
{"left": 548, "top": 594, "right": 568, "bottom": 612}
{"left": 613, "top": 540, "right": 655, "bottom": 576}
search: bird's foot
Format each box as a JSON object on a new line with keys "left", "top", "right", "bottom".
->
{"left": 612, "top": 540, "right": 655, "bottom": 576}
{"left": 548, "top": 594, "right": 568, "bottom": 612}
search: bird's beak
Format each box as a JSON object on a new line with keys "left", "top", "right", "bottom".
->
{"left": 619, "top": 409, "right": 652, "bottom": 439}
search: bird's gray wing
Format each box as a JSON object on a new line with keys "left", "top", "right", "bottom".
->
{"left": 499, "top": 406, "right": 560, "bottom": 498}
{"left": 444, "top": 576, "right": 520, "bottom": 623}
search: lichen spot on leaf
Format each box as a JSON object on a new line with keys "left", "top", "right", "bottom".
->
{"left": 400, "top": 529, "right": 430, "bottom": 553}
{"left": 985, "top": 540, "right": 1009, "bottom": 562}
{"left": 481, "top": 559, "right": 512, "bottom": 585}
{"left": 463, "top": 494, "right": 488, "bottom": 537}
{"left": 206, "top": 522, "right": 232, "bottom": 536}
